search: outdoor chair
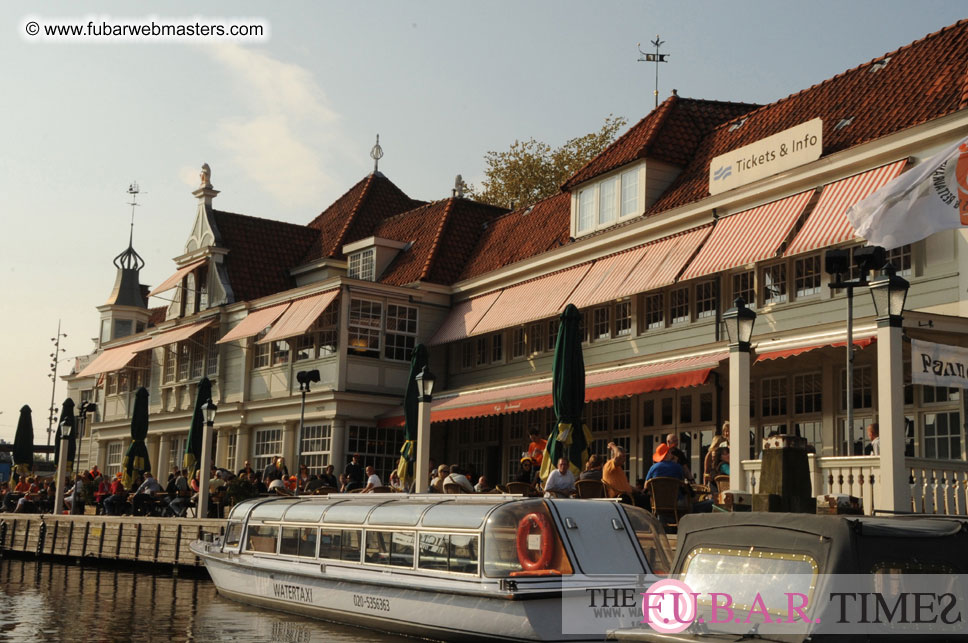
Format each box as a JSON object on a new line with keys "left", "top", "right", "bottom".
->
{"left": 504, "top": 482, "right": 533, "bottom": 496}
{"left": 645, "top": 476, "right": 692, "bottom": 529}
{"left": 365, "top": 486, "right": 394, "bottom": 493}
{"left": 314, "top": 485, "right": 338, "bottom": 495}
{"left": 442, "top": 482, "right": 466, "bottom": 494}
{"left": 573, "top": 479, "right": 606, "bottom": 499}
{"left": 713, "top": 474, "right": 730, "bottom": 495}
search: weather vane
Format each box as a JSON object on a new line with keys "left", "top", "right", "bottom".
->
{"left": 114, "top": 181, "right": 145, "bottom": 271}
{"left": 637, "top": 35, "right": 669, "bottom": 109}
{"left": 371, "top": 134, "right": 384, "bottom": 173}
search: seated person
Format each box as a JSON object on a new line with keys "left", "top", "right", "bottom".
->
{"left": 319, "top": 464, "right": 339, "bottom": 489}
{"left": 388, "top": 470, "right": 405, "bottom": 492}
{"left": 603, "top": 442, "right": 648, "bottom": 508}
{"left": 132, "top": 472, "right": 165, "bottom": 516}
{"left": 103, "top": 473, "right": 129, "bottom": 516}
{"left": 648, "top": 444, "right": 713, "bottom": 513}
{"left": 513, "top": 457, "right": 537, "bottom": 487}
{"left": 303, "top": 474, "right": 325, "bottom": 494}
{"left": 543, "top": 458, "right": 576, "bottom": 497}
{"left": 362, "top": 466, "right": 382, "bottom": 492}
{"left": 445, "top": 465, "right": 475, "bottom": 493}
{"left": 527, "top": 429, "right": 548, "bottom": 469}
{"left": 168, "top": 470, "right": 192, "bottom": 517}
{"left": 580, "top": 454, "right": 604, "bottom": 481}
{"left": 474, "top": 476, "right": 492, "bottom": 493}
{"left": 710, "top": 447, "right": 730, "bottom": 492}
{"left": 430, "top": 465, "right": 450, "bottom": 493}
{"left": 268, "top": 473, "right": 292, "bottom": 496}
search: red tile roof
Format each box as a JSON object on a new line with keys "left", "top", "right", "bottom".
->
{"left": 372, "top": 198, "right": 508, "bottom": 286}
{"left": 302, "top": 172, "right": 423, "bottom": 263}
{"left": 649, "top": 19, "right": 968, "bottom": 214}
{"left": 212, "top": 209, "right": 319, "bottom": 303}
{"left": 458, "top": 192, "right": 572, "bottom": 280}
{"left": 147, "top": 306, "right": 167, "bottom": 327}
{"left": 562, "top": 95, "right": 758, "bottom": 190}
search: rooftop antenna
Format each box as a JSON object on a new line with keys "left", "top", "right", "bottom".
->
{"left": 637, "top": 35, "right": 669, "bottom": 109}
{"left": 370, "top": 134, "right": 384, "bottom": 173}
{"left": 114, "top": 182, "right": 145, "bottom": 270}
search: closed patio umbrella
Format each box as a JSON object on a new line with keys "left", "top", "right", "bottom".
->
{"left": 183, "top": 376, "right": 211, "bottom": 477}
{"left": 121, "top": 387, "right": 150, "bottom": 489}
{"left": 53, "top": 398, "right": 76, "bottom": 472}
{"left": 396, "top": 344, "right": 428, "bottom": 490}
{"left": 539, "top": 304, "right": 592, "bottom": 482}
{"left": 12, "top": 405, "right": 33, "bottom": 482}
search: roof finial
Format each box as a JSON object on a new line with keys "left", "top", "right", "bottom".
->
{"left": 370, "top": 134, "right": 384, "bottom": 173}
{"left": 200, "top": 163, "right": 212, "bottom": 189}
{"left": 454, "top": 174, "right": 464, "bottom": 199}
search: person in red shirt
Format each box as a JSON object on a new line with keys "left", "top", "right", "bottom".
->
{"left": 103, "top": 473, "right": 129, "bottom": 516}
{"left": 527, "top": 429, "right": 547, "bottom": 468}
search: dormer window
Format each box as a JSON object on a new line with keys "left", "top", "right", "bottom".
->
{"left": 348, "top": 248, "right": 376, "bottom": 281}
{"left": 573, "top": 166, "right": 642, "bottom": 236}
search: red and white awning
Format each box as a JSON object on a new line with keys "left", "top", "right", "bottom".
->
{"left": 216, "top": 302, "right": 290, "bottom": 344}
{"left": 785, "top": 159, "right": 909, "bottom": 257}
{"left": 147, "top": 258, "right": 207, "bottom": 298}
{"left": 754, "top": 336, "right": 875, "bottom": 363}
{"left": 258, "top": 290, "right": 339, "bottom": 344}
{"left": 141, "top": 319, "right": 215, "bottom": 351}
{"left": 617, "top": 226, "right": 713, "bottom": 294}
{"left": 428, "top": 291, "right": 501, "bottom": 346}
{"left": 76, "top": 338, "right": 154, "bottom": 378}
{"left": 680, "top": 191, "right": 814, "bottom": 281}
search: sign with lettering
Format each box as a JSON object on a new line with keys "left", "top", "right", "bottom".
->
{"left": 912, "top": 339, "right": 968, "bottom": 388}
{"left": 709, "top": 118, "right": 823, "bottom": 195}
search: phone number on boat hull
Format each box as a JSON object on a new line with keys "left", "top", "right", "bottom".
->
{"left": 353, "top": 593, "right": 391, "bottom": 612}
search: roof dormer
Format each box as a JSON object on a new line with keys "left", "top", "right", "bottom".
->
{"left": 342, "top": 236, "right": 409, "bottom": 282}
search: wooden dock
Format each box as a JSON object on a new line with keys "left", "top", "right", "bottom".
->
{"left": 0, "top": 514, "right": 224, "bottom": 568}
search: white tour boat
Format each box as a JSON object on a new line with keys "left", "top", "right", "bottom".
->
{"left": 191, "top": 494, "right": 672, "bottom": 642}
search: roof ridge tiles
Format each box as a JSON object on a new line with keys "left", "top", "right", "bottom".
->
{"left": 328, "top": 173, "right": 376, "bottom": 256}
{"left": 419, "top": 198, "right": 457, "bottom": 281}
{"left": 212, "top": 208, "right": 310, "bottom": 231}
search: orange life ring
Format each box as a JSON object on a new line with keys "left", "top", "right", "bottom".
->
{"left": 516, "top": 512, "right": 554, "bottom": 571}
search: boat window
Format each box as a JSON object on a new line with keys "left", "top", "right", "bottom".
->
{"left": 280, "top": 527, "right": 318, "bottom": 558}
{"left": 368, "top": 502, "right": 431, "bottom": 526}
{"left": 224, "top": 521, "right": 243, "bottom": 549}
{"left": 228, "top": 498, "right": 263, "bottom": 520}
{"left": 620, "top": 505, "right": 673, "bottom": 575}
{"left": 418, "top": 533, "right": 479, "bottom": 575}
{"left": 283, "top": 502, "right": 330, "bottom": 524}
{"left": 421, "top": 502, "right": 495, "bottom": 529}
{"left": 245, "top": 525, "right": 279, "bottom": 553}
{"left": 250, "top": 501, "right": 292, "bottom": 521}
{"left": 323, "top": 500, "right": 384, "bottom": 525}
{"left": 364, "top": 531, "right": 415, "bottom": 568}
{"left": 682, "top": 547, "right": 818, "bottom": 612}
{"left": 319, "top": 528, "right": 361, "bottom": 562}
{"left": 483, "top": 500, "right": 572, "bottom": 577}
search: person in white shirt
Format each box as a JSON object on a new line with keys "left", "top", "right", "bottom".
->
{"left": 867, "top": 423, "right": 881, "bottom": 455}
{"left": 363, "top": 465, "right": 382, "bottom": 492}
{"left": 445, "top": 464, "right": 475, "bottom": 493}
{"left": 544, "top": 458, "right": 576, "bottom": 497}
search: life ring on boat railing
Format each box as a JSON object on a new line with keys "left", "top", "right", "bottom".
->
{"left": 516, "top": 512, "right": 554, "bottom": 571}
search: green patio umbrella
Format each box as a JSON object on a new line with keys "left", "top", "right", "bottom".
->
{"left": 183, "top": 376, "right": 211, "bottom": 477}
{"left": 53, "top": 398, "right": 76, "bottom": 472}
{"left": 12, "top": 405, "right": 33, "bottom": 482}
{"left": 396, "top": 344, "right": 428, "bottom": 490}
{"left": 540, "top": 304, "right": 593, "bottom": 482}
{"left": 121, "top": 387, "right": 150, "bottom": 489}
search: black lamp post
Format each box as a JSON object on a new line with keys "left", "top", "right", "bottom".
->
{"left": 53, "top": 418, "right": 72, "bottom": 515}
{"left": 723, "top": 297, "right": 757, "bottom": 488}
{"left": 722, "top": 297, "right": 757, "bottom": 352}
{"left": 198, "top": 398, "right": 217, "bottom": 516}
{"left": 76, "top": 401, "right": 97, "bottom": 476}
{"left": 414, "top": 366, "right": 436, "bottom": 493}
{"left": 295, "top": 370, "right": 320, "bottom": 471}
{"left": 869, "top": 263, "right": 909, "bottom": 326}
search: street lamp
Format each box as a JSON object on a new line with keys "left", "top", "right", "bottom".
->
{"left": 870, "top": 262, "right": 910, "bottom": 513}
{"left": 53, "top": 418, "right": 72, "bottom": 515}
{"left": 295, "top": 370, "right": 320, "bottom": 472}
{"left": 723, "top": 297, "right": 756, "bottom": 491}
{"left": 198, "top": 399, "right": 217, "bottom": 518}
{"left": 414, "top": 366, "right": 435, "bottom": 493}
{"left": 82, "top": 402, "right": 98, "bottom": 477}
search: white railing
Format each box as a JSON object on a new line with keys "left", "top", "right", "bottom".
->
{"left": 907, "top": 457, "right": 968, "bottom": 516}
{"left": 742, "top": 455, "right": 880, "bottom": 514}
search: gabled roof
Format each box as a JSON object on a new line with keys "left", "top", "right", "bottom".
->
{"left": 372, "top": 198, "right": 508, "bottom": 286}
{"left": 562, "top": 95, "right": 759, "bottom": 190}
{"left": 147, "top": 306, "right": 167, "bottom": 327}
{"left": 212, "top": 209, "right": 319, "bottom": 303}
{"left": 649, "top": 19, "right": 968, "bottom": 214}
{"left": 458, "top": 192, "right": 572, "bottom": 281}
{"left": 302, "top": 172, "right": 423, "bottom": 263}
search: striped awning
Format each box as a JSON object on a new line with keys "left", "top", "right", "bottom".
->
{"left": 216, "top": 302, "right": 290, "bottom": 344}
{"left": 785, "top": 159, "right": 909, "bottom": 257}
{"left": 258, "top": 290, "right": 339, "bottom": 344}
{"left": 141, "top": 319, "right": 215, "bottom": 351}
{"left": 147, "top": 258, "right": 207, "bottom": 297}
{"left": 754, "top": 336, "right": 875, "bottom": 363}
{"left": 470, "top": 264, "right": 591, "bottom": 336}
{"left": 377, "top": 352, "right": 726, "bottom": 427}
{"left": 680, "top": 191, "right": 814, "bottom": 281}
{"left": 615, "top": 226, "right": 713, "bottom": 295}
{"left": 567, "top": 244, "right": 651, "bottom": 309}
{"left": 428, "top": 291, "right": 501, "bottom": 346}
{"left": 76, "top": 338, "right": 154, "bottom": 378}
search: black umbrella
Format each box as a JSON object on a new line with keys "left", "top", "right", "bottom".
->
{"left": 12, "top": 405, "right": 33, "bottom": 482}
{"left": 184, "top": 376, "right": 212, "bottom": 477}
{"left": 396, "top": 344, "right": 428, "bottom": 490}
{"left": 53, "top": 398, "right": 76, "bottom": 471}
{"left": 121, "top": 387, "right": 150, "bottom": 489}
{"left": 540, "top": 304, "right": 592, "bottom": 482}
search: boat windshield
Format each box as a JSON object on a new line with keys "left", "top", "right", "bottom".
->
{"left": 620, "top": 505, "right": 673, "bottom": 575}
{"left": 228, "top": 498, "right": 263, "bottom": 520}
{"left": 483, "top": 500, "right": 572, "bottom": 578}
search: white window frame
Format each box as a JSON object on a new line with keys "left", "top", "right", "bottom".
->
{"left": 106, "top": 442, "right": 123, "bottom": 475}
{"left": 384, "top": 303, "right": 418, "bottom": 362}
{"left": 349, "top": 298, "right": 382, "bottom": 357}
{"left": 574, "top": 168, "right": 641, "bottom": 236}
{"left": 794, "top": 255, "right": 822, "bottom": 299}
{"left": 253, "top": 428, "right": 283, "bottom": 473}
{"left": 300, "top": 424, "right": 332, "bottom": 474}
{"left": 348, "top": 248, "right": 376, "bottom": 281}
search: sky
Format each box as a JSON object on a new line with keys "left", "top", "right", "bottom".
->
{"left": 0, "top": 1, "right": 965, "bottom": 443}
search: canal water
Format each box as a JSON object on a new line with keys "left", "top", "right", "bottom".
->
{"left": 0, "top": 557, "right": 412, "bottom": 642}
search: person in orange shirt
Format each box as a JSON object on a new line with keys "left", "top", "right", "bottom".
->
{"left": 527, "top": 429, "right": 547, "bottom": 468}
{"left": 602, "top": 442, "right": 647, "bottom": 507}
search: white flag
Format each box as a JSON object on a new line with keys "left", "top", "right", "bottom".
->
{"left": 848, "top": 134, "right": 968, "bottom": 250}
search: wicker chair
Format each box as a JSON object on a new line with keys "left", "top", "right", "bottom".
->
{"left": 313, "top": 485, "right": 338, "bottom": 495}
{"left": 645, "top": 477, "right": 691, "bottom": 528}
{"left": 442, "top": 482, "right": 467, "bottom": 494}
{"left": 504, "top": 482, "right": 533, "bottom": 495}
{"left": 364, "top": 486, "right": 394, "bottom": 493}
{"left": 573, "top": 479, "right": 606, "bottom": 499}
{"left": 713, "top": 474, "right": 731, "bottom": 492}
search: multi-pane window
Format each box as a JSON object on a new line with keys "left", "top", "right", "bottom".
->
{"left": 661, "top": 397, "right": 674, "bottom": 425}
{"left": 461, "top": 342, "right": 473, "bottom": 369}
{"left": 588, "top": 400, "right": 610, "bottom": 433}
{"left": 253, "top": 330, "right": 271, "bottom": 368}
{"left": 794, "top": 373, "right": 822, "bottom": 414}
{"left": 592, "top": 307, "right": 610, "bottom": 340}
{"left": 253, "top": 428, "right": 283, "bottom": 473}
{"left": 190, "top": 341, "right": 204, "bottom": 379}
{"left": 645, "top": 293, "right": 664, "bottom": 329}
{"left": 578, "top": 189, "right": 594, "bottom": 232}
{"left": 924, "top": 411, "right": 962, "bottom": 460}
{"left": 348, "top": 249, "right": 375, "bottom": 281}
{"left": 680, "top": 394, "right": 693, "bottom": 424}
{"left": 615, "top": 301, "right": 631, "bottom": 337}
{"left": 598, "top": 177, "right": 617, "bottom": 226}
{"left": 168, "top": 436, "right": 187, "bottom": 474}
{"left": 349, "top": 299, "right": 382, "bottom": 358}
{"left": 385, "top": 304, "right": 417, "bottom": 362}
{"left": 300, "top": 424, "right": 332, "bottom": 474}
{"left": 923, "top": 386, "right": 960, "bottom": 404}
{"left": 296, "top": 335, "right": 316, "bottom": 362}
{"left": 762, "top": 264, "right": 787, "bottom": 305}
{"left": 732, "top": 271, "right": 755, "bottom": 308}
{"left": 178, "top": 343, "right": 191, "bottom": 380}
{"left": 670, "top": 287, "right": 689, "bottom": 324}
{"left": 840, "top": 365, "right": 873, "bottom": 410}
{"left": 576, "top": 171, "right": 640, "bottom": 235}
{"left": 528, "top": 323, "right": 544, "bottom": 354}
{"left": 621, "top": 169, "right": 638, "bottom": 217}
{"left": 205, "top": 329, "right": 219, "bottom": 376}
{"left": 106, "top": 442, "right": 123, "bottom": 475}
{"left": 643, "top": 399, "right": 655, "bottom": 428}
{"left": 107, "top": 373, "right": 119, "bottom": 396}
{"left": 794, "top": 255, "right": 822, "bottom": 298}
{"left": 347, "top": 424, "right": 403, "bottom": 482}
{"left": 761, "top": 377, "right": 788, "bottom": 417}
{"left": 475, "top": 337, "right": 488, "bottom": 366}
{"left": 272, "top": 340, "right": 290, "bottom": 366}
{"left": 547, "top": 320, "right": 559, "bottom": 348}
{"left": 796, "top": 421, "right": 823, "bottom": 451}
{"left": 699, "top": 392, "right": 714, "bottom": 423}
{"left": 888, "top": 244, "right": 912, "bottom": 277}
{"left": 695, "top": 281, "right": 716, "bottom": 319}
{"left": 510, "top": 328, "right": 526, "bottom": 359}
{"left": 226, "top": 433, "right": 237, "bottom": 472}
{"left": 491, "top": 333, "right": 503, "bottom": 362}
{"left": 296, "top": 304, "right": 340, "bottom": 362}
{"left": 184, "top": 273, "right": 196, "bottom": 316}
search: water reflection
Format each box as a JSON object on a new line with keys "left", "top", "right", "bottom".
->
{"left": 0, "top": 559, "right": 411, "bottom": 642}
